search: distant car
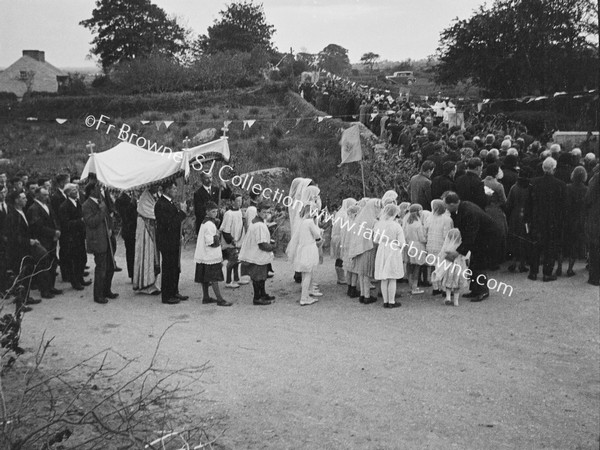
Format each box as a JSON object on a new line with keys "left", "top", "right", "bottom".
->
{"left": 385, "top": 71, "right": 416, "bottom": 84}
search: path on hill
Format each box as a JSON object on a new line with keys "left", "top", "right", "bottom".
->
{"left": 20, "top": 246, "right": 600, "bottom": 449}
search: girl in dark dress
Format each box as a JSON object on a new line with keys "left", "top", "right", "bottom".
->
{"left": 505, "top": 167, "right": 532, "bottom": 272}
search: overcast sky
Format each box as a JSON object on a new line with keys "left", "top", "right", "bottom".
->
{"left": 0, "top": 0, "right": 487, "bottom": 69}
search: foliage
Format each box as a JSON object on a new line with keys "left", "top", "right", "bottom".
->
{"left": 196, "top": 1, "right": 276, "bottom": 55}
{"left": 189, "top": 52, "right": 250, "bottom": 90}
{"left": 112, "top": 53, "right": 188, "bottom": 94}
{"left": 318, "top": 44, "right": 351, "bottom": 76}
{"left": 58, "top": 73, "right": 88, "bottom": 96}
{"left": 360, "top": 52, "right": 380, "bottom": 72}
{"left": 80, "top": 0, "right": 188, "bottom": 69}
{"left": 434, "top": 0, "right": 599, "bottom": 97}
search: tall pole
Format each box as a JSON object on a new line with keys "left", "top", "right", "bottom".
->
{"left": 360, "top": 160, "right": 366, "bottom": 197}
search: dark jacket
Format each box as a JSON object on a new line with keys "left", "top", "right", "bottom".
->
{"left": 455, "top": 171, "right": 487, "bottom": 210}
{"left": 115, "top": 192, "right": 138, "bottom": 241}
{"left": 51, "top": 190, "right": 67, "bottom": 218}
{"left": 584, "top": 172, "right": 599, "bottom": 246}
{"left": 27, "top": 201, "right": 59, "bottom": 252}
{"left": 155, "top": 196, "right": 186, "bottom": 253}
{"left": 525, "top": 173, "right": 567, "bottom": 239}
{"left": 82, "top": 197, "right": 112, "bottom": 254}
{"left": 58, "top": 198, "right": 86, "bottom": 247}
{"left": 431, "top": 175, "right": 455, "bottom": 201}
{"left": 5, "top": 208, "right": 32, "bottom": 272}
{"left": 451, "top": 201, "right": 501, "bottom": 267}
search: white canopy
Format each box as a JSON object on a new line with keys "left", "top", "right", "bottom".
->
{"left": 81, "top": 138, "right": 230, "bottom": 191}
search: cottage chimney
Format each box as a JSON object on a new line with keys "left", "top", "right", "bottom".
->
{"left": 22, "top": 50, "right": 45, "bottom": 63}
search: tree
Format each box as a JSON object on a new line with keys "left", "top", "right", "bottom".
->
{"left": 318, "top": 44, "right": 351, "bottom": 75}
{"left": 360, "top": 52, "right": 380, "bottom": 72}
{"left": 196, "top": 1, "right": 276, "bottom": 55}
{"left": 80, "top": 0, "right": 188, "bottom": 69}
{"left": 434, "top": 0, "right": 599, "bottom": 97}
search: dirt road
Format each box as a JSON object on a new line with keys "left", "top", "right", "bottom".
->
{"left": 21, "top": 247, "right": 600, "bottom": 449}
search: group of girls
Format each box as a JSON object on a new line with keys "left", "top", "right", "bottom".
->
{"left": 193, "top": 195, "right": 277, "bottom": 306}
{"left": 328, "top": 192, "right": 470, "bottom": 307}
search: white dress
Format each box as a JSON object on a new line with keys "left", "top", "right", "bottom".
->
{"left": 289, "top": 218, "right": 321, "bottom": 273}
{"left": 374, "top": 219, "right": 406, "bottom": 280}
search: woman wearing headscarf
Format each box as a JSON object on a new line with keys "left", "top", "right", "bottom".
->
{"left": 330, "top": 198, "right": 357, "bottom": 285}
{"left": 288, "top": 177, "right": 314, "bottom": 283}
{"left": 346, "top": 198, "right": 382, "bottom": 304}
{"left": 483, "top": 163, "right": 508, "bottom": 268}
{"left": 506, "top": 166, "right": 532, "bottom": 273}
{"left": 133, "top": 187, "right": 161, "bottom": 294}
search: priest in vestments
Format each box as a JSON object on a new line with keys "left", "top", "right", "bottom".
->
{"left": 133, "top": 188, "right": 161, "bottom": 294}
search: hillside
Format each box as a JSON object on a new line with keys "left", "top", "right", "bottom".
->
{"left": 0, "top": 84, "right": 417, "bottom": 207}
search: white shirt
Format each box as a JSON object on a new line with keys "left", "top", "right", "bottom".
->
{"left": 69, "top": 197, "right": 78, "bottom": 207}
{"left": 194, "top": 219, "right": 222, "bottom": 264}
{"left": 220, "top": 209, "right": 244, "bottom": 246}
{"left": 0, "top": 202, "right": 6, "bottom": 213}
{"left": 239, "top": 220, "right": 273, "bottom": 265}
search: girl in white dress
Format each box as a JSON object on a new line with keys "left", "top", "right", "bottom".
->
{"left": 403, "top": 204, "right": 427, "bottom": 294}
{"left": 286, "top": 203, "right": 323, "bottom": 306}
{"left": 431, "top": 228, "right": 469, "bottom": 306}
{"left": 341, "top": 204, "right": 360, "bottom": 298}
{"left": 330, "top": 198, "right": 356, "bottom": 285}
{"left": 374, "top": 204, "right": 405, "bottom": 308}
{"left": 425, "top": 199, "right": 453, "bottom": 295}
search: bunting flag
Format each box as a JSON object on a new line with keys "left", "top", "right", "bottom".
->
{"left": 164, "top": 120, "right": 174, "bottom": 129}
{"left": 55, "top": 118, "right": 67, "bottom": 124}
{"left": 243, "top": 119, "right": 256, "bottom": 130}
{"left": 295, "top": 118, "right": 301, "bottom": 126}
{"left": 317, "top": 116, "right": 325, "bottom": 123}
{"left": 140, "top": 120, "right": 150, "bottom": 125}
{"left": 223, "top": 120, "right": 232, "bottom": 128}
{"left": 155, "top": 121, "right": 162, "bottom": 130}
{"left": 338, "top": 124, "right": 362, "bottom": 166}
{"left": 27, "top": 117, "right": 38, "bottom": 121}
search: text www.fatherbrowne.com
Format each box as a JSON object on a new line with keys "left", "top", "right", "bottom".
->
{"left": 311, "top": 207, "right": 514, "bottom": 297}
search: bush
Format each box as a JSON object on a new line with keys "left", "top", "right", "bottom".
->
{"left": 58, "top": 73, "right": 87, "bottom": 96}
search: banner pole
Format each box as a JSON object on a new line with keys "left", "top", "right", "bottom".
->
{"left": 360, "top": 160, "right": 366, "bottom": 197}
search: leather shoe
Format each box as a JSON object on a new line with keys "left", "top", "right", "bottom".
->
{"left": 253, "top": 299, "right": 271, "bottom": 305}
{"left": 217, "top": 299, "right": 232, "bottom": 306}
{"left": 388, "top": 302, "right": 401, "bottom": 308}
{"left": 527, "top": 273, "right": 537, "bottom": 281}
{"left": 471, "top": 292, "right": 490, "bottom": 302}
{"left": 94, "top": 297, "right": 108, "bottom": 304}
{"left": 261, "top": 294, "right": 275, "bottom": 301}
{"left": 463, "top": 291, "right": 478, "bottom": 298}
{"left": 543, "top": 275, "right": 557, "bottom": 282}
{"left": 41, "top": 291, "right": 55, "bottom": 299}
{"left": 114, "top": 266, "right": 123, "bottom": 272}
{"left": 202, "top": 297, "right": 218, "bottom": 304}
{"left": 81, "top": 280, "right": 92, "bottom": 286}
{"left": 50, "top": 288, "right": 63, "bottom": 295}
{"left": 105, "top": 292, "right": 119, "bottom": 299}
{"left": 162, "top": 297, "right": 180, "bottom": 304}
{"left": 363, "top": 296, "right": 377, "bottom": 304}
{"left": 174, "top": 293, "right": 189, "bottom": 301}
{"left": 25, "top": 297, "right": 42, "bottom": 305}
{"left": 72, "top": 284, "right": 84, "bottom": 291}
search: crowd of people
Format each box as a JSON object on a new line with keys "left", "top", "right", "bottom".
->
{"left": 0, "top": 108, "right": 598, "bottom": 310}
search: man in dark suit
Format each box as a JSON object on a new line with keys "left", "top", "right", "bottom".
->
{"left": 51, "top": 174, "right": 71, "bottom": 281}
{"left": 58, "top": 184, "right": 90, "bottom": 291}
{"left": 155, "top": 181, "right": 188, "bottom": 304}
{"left": 444, "top": 192, "right": 502, "bottom": 302}
{"left": 115, "top": 191, "right": 137, "bottom": 280}
{"left": 82, "top": 182, "right": 118, "bottom": 304}
{"left": 193, "top": 172, "right": 231, "bottom": 234}
{"left": 525, "top": 157, "right": 567, "bottom": 281}
{"left": 5, "top": 190, "right": 42, "bottom": 306}
{"left": 27, "top": 187, "right": 62, "bottom": 299}
{"left": 455, "top": 157, "right": 487, "bottom": 210}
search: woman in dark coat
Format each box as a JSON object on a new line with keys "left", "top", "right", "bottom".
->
{"left": 562, "top": 167, "right": 588, "bottom": 276}
{"left": 584, "top": 167, "right": 600, "bottom": 286}
{"left": 505, "top": 166, "right": 532, "bottom": 272}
